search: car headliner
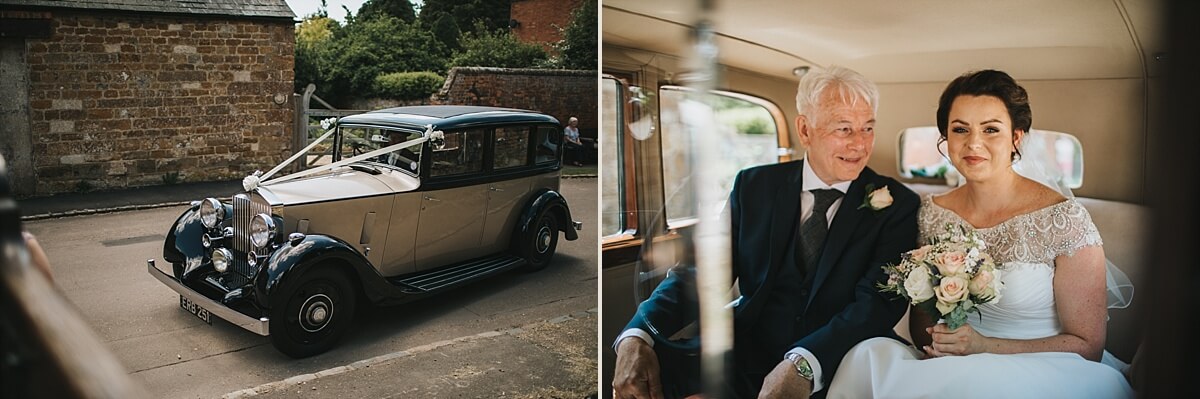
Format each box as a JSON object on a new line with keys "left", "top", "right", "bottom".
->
{"left": 337, "top": 106, "right": 561, "bottom": 131}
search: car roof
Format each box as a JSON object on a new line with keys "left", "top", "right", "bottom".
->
{"left": 337, "top": 105, "right": 560, "bottom": 131}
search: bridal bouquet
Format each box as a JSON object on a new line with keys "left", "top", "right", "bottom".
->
{"left": 879, "top": 224, "right": 1004, "bottom": 329}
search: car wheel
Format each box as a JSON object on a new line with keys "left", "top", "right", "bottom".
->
{"left": 269, "top": 267, "right": 356, "bottom": 358}
{"left": 519, "top": 209, "right": 559, "bottom": 272}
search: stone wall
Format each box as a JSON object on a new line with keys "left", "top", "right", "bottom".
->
{"left": 433, "top": 67, "right": 597, "bottom": 139}
{"left": 23, "top": 11, "right": 294, "bottom": 196}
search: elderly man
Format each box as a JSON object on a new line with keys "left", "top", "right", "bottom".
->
{"left": 612, "top": 66, "right": 920, "bottom": 399}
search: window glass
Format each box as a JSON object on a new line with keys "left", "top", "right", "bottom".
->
{"left": 659, "top": 86, "right": 783, "bottom": 225}
{"left": 494, "top": 126, "right": 531, "bottom": 169}
{"left": 897, "top": 127, "right": 1084, "bottom": 188}
{"left": 535, "top": 126, "right": 561, "bottom": 164}
{"left": 430, "top": 129, "right": 485, "bottom": 177}
{"left": 377, "top": 130, "right": 422, "bottom": 174}
{"left": 601, "top": 77, "right": 625, "bottom": 237}
{"left": 338, "top": 126, "right": 378, "bottom": 160}
{"left": 338, "top": 127, "right": 422, "bottom": 174}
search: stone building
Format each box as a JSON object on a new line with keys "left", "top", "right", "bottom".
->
{"left": 0, "top": 0, "right": 295, "bottom": 198}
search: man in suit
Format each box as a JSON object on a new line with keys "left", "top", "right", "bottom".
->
{"left": 612, "top": 66, "right": 920, "bottom": 399}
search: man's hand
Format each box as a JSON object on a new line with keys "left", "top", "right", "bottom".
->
{"left": 757, "top": 359, "right": 812, "bottom": 399}
{"left": 612, "top": 337, "right": 664, "bottom": 399}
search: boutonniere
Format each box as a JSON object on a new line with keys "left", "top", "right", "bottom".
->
{"left": 858, "top": 184, "right": 893, "bottom": 211}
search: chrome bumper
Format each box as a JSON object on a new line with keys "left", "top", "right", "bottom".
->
{"left": 146, "top": 259, "right": 270, "bottom": 336}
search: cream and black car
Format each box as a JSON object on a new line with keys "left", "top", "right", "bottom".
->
{"left": 147, "top": 106, "right": 582, "bottom": 358}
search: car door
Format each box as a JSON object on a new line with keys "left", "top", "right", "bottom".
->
{"left": 480, "top": 125, "right": 535, "bottom": 252}
{"left": 414, "top": 129, "right": 488, "bottom": 270}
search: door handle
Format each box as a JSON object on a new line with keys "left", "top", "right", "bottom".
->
{"left": 489, "top": 187, "right": 504, "bottom": 192}
{"left": 423, "top": 196, "right": 441, "bottom": 202}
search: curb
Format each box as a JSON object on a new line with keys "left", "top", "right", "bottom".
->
{"left": 20, "top": 201, "right": 193, "bottom": 222}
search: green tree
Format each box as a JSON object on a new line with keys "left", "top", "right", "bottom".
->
{"left": 357, "top": 0, "right": 416, "bottom": 22}
{"left": 449, "top": 25, "right": 548, "bottom": 68}
{"left": 294, "top": 15, "right": 339, "bottom": 94}
{"left": 418, "top": 0, "right": 512, "bottom": 30}
{"left": 429, "top": 13, "right": 462, "bottom": 52}
{"left": 326, "top": 16, "right": 448, "bottom": 104}
{"left": 554, "top": 0, "right": 596, "bottom": 70}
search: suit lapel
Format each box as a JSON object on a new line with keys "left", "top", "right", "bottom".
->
{"left": 807, "top": 170, "right": 872, "bottom": 305}
{"left": 766, "top": 162, "right": 804, "bottom": 283}
{"left": 739, "top": 162, "right": 804, "bottom": 322}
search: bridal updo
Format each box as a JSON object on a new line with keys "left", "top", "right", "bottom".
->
{"left": 935, "top": 70, "right": 1032, "bottom": 161}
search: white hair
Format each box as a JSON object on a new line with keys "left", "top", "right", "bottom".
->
{"left": 795, "top": 65, "right": 879, "bottom": 124}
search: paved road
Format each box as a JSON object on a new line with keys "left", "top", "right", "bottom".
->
{"left": 25, "top": 178, "right": 598, "bottom": 398}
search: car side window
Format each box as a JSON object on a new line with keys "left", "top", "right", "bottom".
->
{"left": 495, "top": 126, "right": 531, "bottom": 169}
{"left": 430, "top": 129, "right": 485, "bottom": 177}
{"left": 534, "top": 125, "right": 560, "bottom": 164}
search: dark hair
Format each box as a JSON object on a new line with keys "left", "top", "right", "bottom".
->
{"left": 935, "top": 70, "right": 1031, "bottom": 160}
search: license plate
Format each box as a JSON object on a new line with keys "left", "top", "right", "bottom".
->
{"left": 179, "top": 295, "right": 212, "bottom": 324}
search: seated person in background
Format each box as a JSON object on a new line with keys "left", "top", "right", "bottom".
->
{"left": 563, "top": 116, "right": 584, "bottom": 166}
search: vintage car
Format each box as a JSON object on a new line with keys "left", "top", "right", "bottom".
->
{"left": 147, "top": 105, "right": 582, "bottom": 358}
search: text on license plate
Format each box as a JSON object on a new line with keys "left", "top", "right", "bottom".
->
{"left": 179, "top": 295, "right": 212, "bottom": 324}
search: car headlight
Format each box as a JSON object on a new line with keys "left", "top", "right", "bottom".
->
{"left": 212, "top": 248, "right": 232, "bottom": 273}
{"left": 199, "top": 198, "right": 223, "bottom": 229}
{"left": 249, "top": 213, "right": 276, "bottom": 248}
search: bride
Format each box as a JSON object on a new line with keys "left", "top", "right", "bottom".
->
{"left": 826, "top": 70, "right": 1133, "bottom": 398}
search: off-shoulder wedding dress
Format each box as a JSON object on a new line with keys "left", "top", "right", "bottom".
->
{"left": 826, "top": 195, "right": 1134, "bottom": 399}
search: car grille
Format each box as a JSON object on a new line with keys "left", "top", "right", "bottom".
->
{"left": 231, "top": 193, "right": 272, "bottom": 280}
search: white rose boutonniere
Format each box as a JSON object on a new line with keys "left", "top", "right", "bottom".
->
{"left": 858, "top": 184, "right": 893, "bottom": 211}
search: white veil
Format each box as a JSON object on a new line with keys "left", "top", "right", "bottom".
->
{"left": 1012, "top": 130, "right": 1134, "bottom": 309}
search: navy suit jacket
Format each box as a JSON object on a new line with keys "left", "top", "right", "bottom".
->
{"left": 626, "top": 161, "right": 919, "bottom": 397}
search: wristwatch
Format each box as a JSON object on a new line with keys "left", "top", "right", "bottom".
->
{"left": 785, "top": 352, "right": 815, "bottom": 382}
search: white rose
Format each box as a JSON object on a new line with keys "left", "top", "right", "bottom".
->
{"left": 869, "top": 186, "right": 893, "bottom": 210}
{"left": 903, "top": 265, "right": 935, "bottom": 303}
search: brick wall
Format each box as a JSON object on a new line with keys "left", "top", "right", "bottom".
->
{"left": 25, "top": 11, "right": 294, "bottom": 196}
{"left": 433, "top": 67, "right": 597, "bottom": 139}
{"left": 510, "top": 0, "right": 583, "bottom": 52}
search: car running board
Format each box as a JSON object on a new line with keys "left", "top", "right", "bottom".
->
{"left": 390, "top": 254, "right": 526, "bottom": 294}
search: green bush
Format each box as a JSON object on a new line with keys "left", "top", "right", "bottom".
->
{"left": 738, "top": 118, "right": 772, "bottom": 135}
{"left": 449, "top": 23, "right": 548, "bottom": 68}
{"left": 374, "top": 71, "right": 445, "bottom": 100}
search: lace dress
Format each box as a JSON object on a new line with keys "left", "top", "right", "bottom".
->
{"left": 826, "top": 195, "right": 1133, "bottom": 399}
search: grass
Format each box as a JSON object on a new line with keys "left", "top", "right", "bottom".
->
{"left": 562, "top": 164, "right": 597, "bottom": 177}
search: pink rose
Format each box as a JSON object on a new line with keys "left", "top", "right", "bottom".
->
{"left": 968, "top": 269, "right": 994, "bottom": 296}
{"left": 935, "top": 251, "right": 967, "bottom": 276}
{"left": 935, "top": 275, "right": 970, "bottom": 315}
{"left": 909, "top": 245, "right": 933, "bottom": 262}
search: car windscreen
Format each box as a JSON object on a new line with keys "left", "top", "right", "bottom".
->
{"left": 339, "top": 126, "right": 423, "bottom": 175}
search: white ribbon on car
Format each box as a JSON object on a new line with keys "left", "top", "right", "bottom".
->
{"left": 257, "top": 125, "right": 442, "bottom": 188}
{"left": 242, "top": 126, "right": 337, "bottom": 191}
